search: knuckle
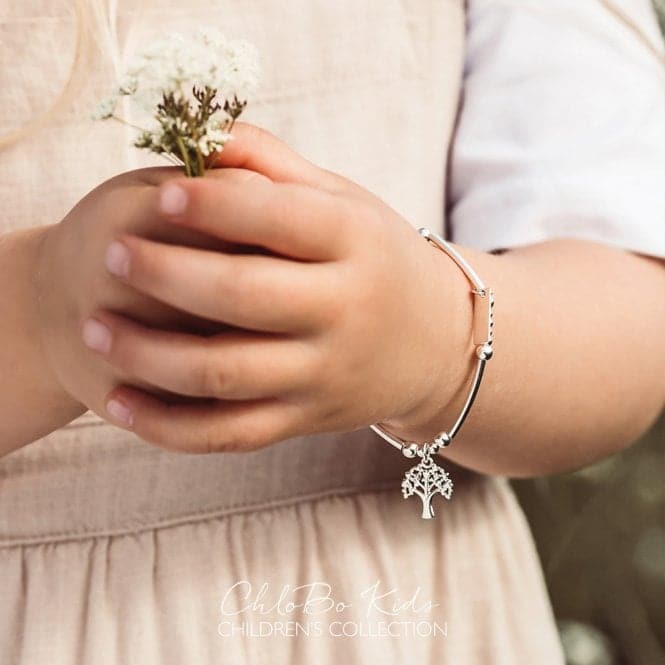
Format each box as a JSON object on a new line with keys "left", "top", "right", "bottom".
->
{"left": 324, "top": 193, "right": 354, "bottom": 238}
{"left": 225, "top": 417, "right": 279, "bottom": 452}
{"left": 237, "top": 417, "right": 273, "bottom": 450}
{"left": 291, "top": 267, "right": 339, "bottom": 333}
{"left": 211, "top": 259, "right": 249, "bottom": 314}
{"left": 209, "top": 425, "right": 253, "bottom": 453}
{"left": 195, "top": 359, "right": 237, "bottom": 397}
{"left": 319, "top": 289, "right": 346, "bottom": 329}
{"left": 259, "top": 188, "right": 293, "bottom": 240}
{"left": 282, "top": 401, "right": 318, "bottom": 438}
{"left": 299, "top": 345, "right": 327, "bottom": 388}
{"left": 313, "top": 270, "right": 349, "bottom": 329}
{"left": 199, "top": 426, "right": 228, "bottom": 454}
{"left": 226, "top": 260, "right": 253, "bottom": 303}
{"left": 229, "top": 427, "right": 260, "bottom": 451}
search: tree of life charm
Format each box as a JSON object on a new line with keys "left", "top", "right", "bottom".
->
{"left": 401, "top": 447, "right": 454, "bottom": 519}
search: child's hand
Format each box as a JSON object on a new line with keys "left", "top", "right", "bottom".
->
{"left": 37, "top": 168, "right": 243, "bottom": 424}
{"left": 88, "top": 124, "right": 472, "bottom": 453}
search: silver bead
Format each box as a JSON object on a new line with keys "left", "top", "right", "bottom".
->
{"left": 401, "top": 443, "right": 420, "bottom": 459}
{"left": 476, "top": 343, "right": 493, "bottom": 360}
{"left": 427, "top": 433, "right": 450, "bottom": 454}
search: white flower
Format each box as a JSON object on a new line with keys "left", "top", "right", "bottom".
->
{"left": 94, "top": 27, "right": 260, "bottom": 176}
{"left": 216, "top": 38, "right": 261, "bottom": 100}
{"left": 117, "top": 75, "right": 138, "bottom": 96}
{"left": 91, "top": 96, "right": 118, "bottom": 121}
{"left": 123, "top": 28, "right": 260, "bottom": 114}
{"left": 206, "top": 128, "right": 233, "bottom": 144}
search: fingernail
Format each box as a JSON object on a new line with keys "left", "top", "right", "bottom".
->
{"left": 106, "top": 398, "right": 134, "bottom": 427}
{"left": 159, "top": 183, "right": 188, "bottom": 215}
{"left": 104, "top": 241, "right": 130, "bottom": 278}
{"left": 82, "top": 318, "right": 112, "bottom": 354}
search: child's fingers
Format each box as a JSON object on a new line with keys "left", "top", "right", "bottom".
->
{"left": 103, "top": 386, "right": 310, "bottom": 454}
{"left": 105, "top": 235, "right": 337, "bottom": 334}
{"left": 82, "top": 312, "right": 320, "bottom": 401}
{"left": 207, "top": 122, "right": 350, "bottom": 194}
{"left": 156, "top": 173, "right": 352, "bottom": 261}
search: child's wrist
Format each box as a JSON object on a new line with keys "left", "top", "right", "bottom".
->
{"left": 0, "top": 226, "right": 85, "bottom": 454}
{"left": 376, "top": 236, "right": 476, "bottom": 442}
{"left": 29, "top": 225, "right": 87, "bottom": 414}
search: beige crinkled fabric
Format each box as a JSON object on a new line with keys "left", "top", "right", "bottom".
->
{"left": 0, "top": 1, "right": 564, "bottom": 663}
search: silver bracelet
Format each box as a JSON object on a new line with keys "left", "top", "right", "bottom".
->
{"left": 370, "top": 227, "right": 495, "bottom": 519}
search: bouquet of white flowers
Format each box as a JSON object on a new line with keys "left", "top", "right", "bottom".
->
{"left": 94, "top": 28, "right": 260, "bottom": 176}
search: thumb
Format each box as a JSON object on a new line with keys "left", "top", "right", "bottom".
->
{"left": 208, "top": 122, "right": 348, "bottom": 193}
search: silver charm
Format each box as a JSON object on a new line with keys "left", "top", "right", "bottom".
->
{"left": 369, "top": 228, "right": 494, "bottom": 521}
{"left": 401, "top": 447, "right": 453, "bottom": 519}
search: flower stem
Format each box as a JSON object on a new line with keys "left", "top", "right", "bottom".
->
{"left": 110, "top": 114, "right": 148, "bottom": 133}
{"left": 175, "top": 136, "right": 192, "bottom": 177}
{"left": 163, "top": 152, "right": 185, "bottom": 166}
{"left": 195, "top": 147, "right": 205, "bottom": 177}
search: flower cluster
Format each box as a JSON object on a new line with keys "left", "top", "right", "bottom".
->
{"left": 94, "top": 28, "right": 261, "bottom": 176}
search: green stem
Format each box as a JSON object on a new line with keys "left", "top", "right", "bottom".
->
{"left": 175, "top": 136, "right": 192, "bottom": 177}
{"left": 195, "top": 147, "right": 205, "bottom": 177}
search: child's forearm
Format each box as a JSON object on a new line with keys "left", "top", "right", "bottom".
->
{"left": 380, "top": 237, "right": 665, "bottom": 478}
{"left": 0, "top": 227, "right": 85, "bottom": 457}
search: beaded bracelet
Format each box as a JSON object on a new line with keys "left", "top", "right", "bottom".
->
{"left": 370, "top": 227, "right": 495, "bottom": 519}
